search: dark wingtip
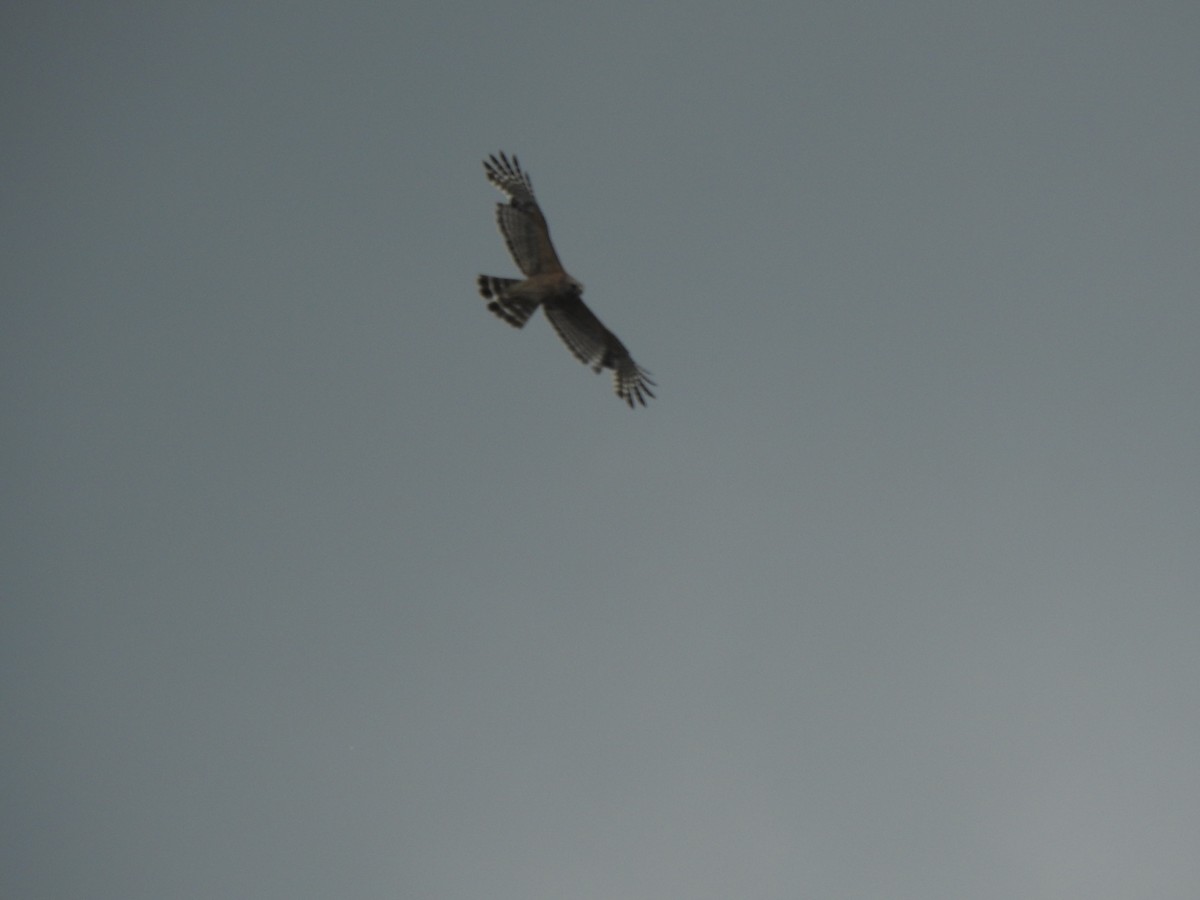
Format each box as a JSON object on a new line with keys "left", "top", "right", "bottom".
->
{"left": 618, "top": 378, "right": 655, "bottom": 408}
{"left": 485, "top": 151, "right": 517, "bottom": 171}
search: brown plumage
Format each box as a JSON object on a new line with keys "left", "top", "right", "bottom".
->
{"left": 477, "top": 152, "right": 654, "bottom": 408}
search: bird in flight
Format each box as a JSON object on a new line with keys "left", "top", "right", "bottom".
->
{"left": 477, "top": 152, "right": 655, "bottom": 407}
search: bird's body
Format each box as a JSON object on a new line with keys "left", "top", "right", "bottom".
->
{"left": 477, "top": 152, "right": 654, "bottom": 407}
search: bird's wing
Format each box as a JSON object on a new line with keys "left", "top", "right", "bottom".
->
{"left": 484, "top": 152, "right": 566, "bottom": 277}
{"left": 543, "top": 294, "right": 655, "bottom": 408}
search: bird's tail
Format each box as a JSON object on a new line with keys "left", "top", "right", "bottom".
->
{"left": 477, "top": 275, "right": 539, "bottom": 328}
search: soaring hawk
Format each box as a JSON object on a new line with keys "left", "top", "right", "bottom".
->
{"left": 477, "top": 152, "right": 655, "bottom": 407}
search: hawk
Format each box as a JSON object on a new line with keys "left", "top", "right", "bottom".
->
{"left": 477, "top": 152, "right": 655, "bottom": 407}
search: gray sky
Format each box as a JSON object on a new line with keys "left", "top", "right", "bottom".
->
{"left": 4, "top": 2, "right": 1199, "bottom": 898}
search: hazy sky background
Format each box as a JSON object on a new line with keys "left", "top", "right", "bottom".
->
{"left": 4, "top": 3, "right": 1199, "bottom": 898}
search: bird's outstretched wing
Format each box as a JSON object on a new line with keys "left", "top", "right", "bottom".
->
{"left": 483, "top": 152, "right": 566, "bottom": 277}
{"left": 542, "top": 295, "right": 656, "bottom": 408}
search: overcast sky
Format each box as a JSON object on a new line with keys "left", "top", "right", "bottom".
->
{"left": 4, "top": 3, "right": 1199, "bottom": 898}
